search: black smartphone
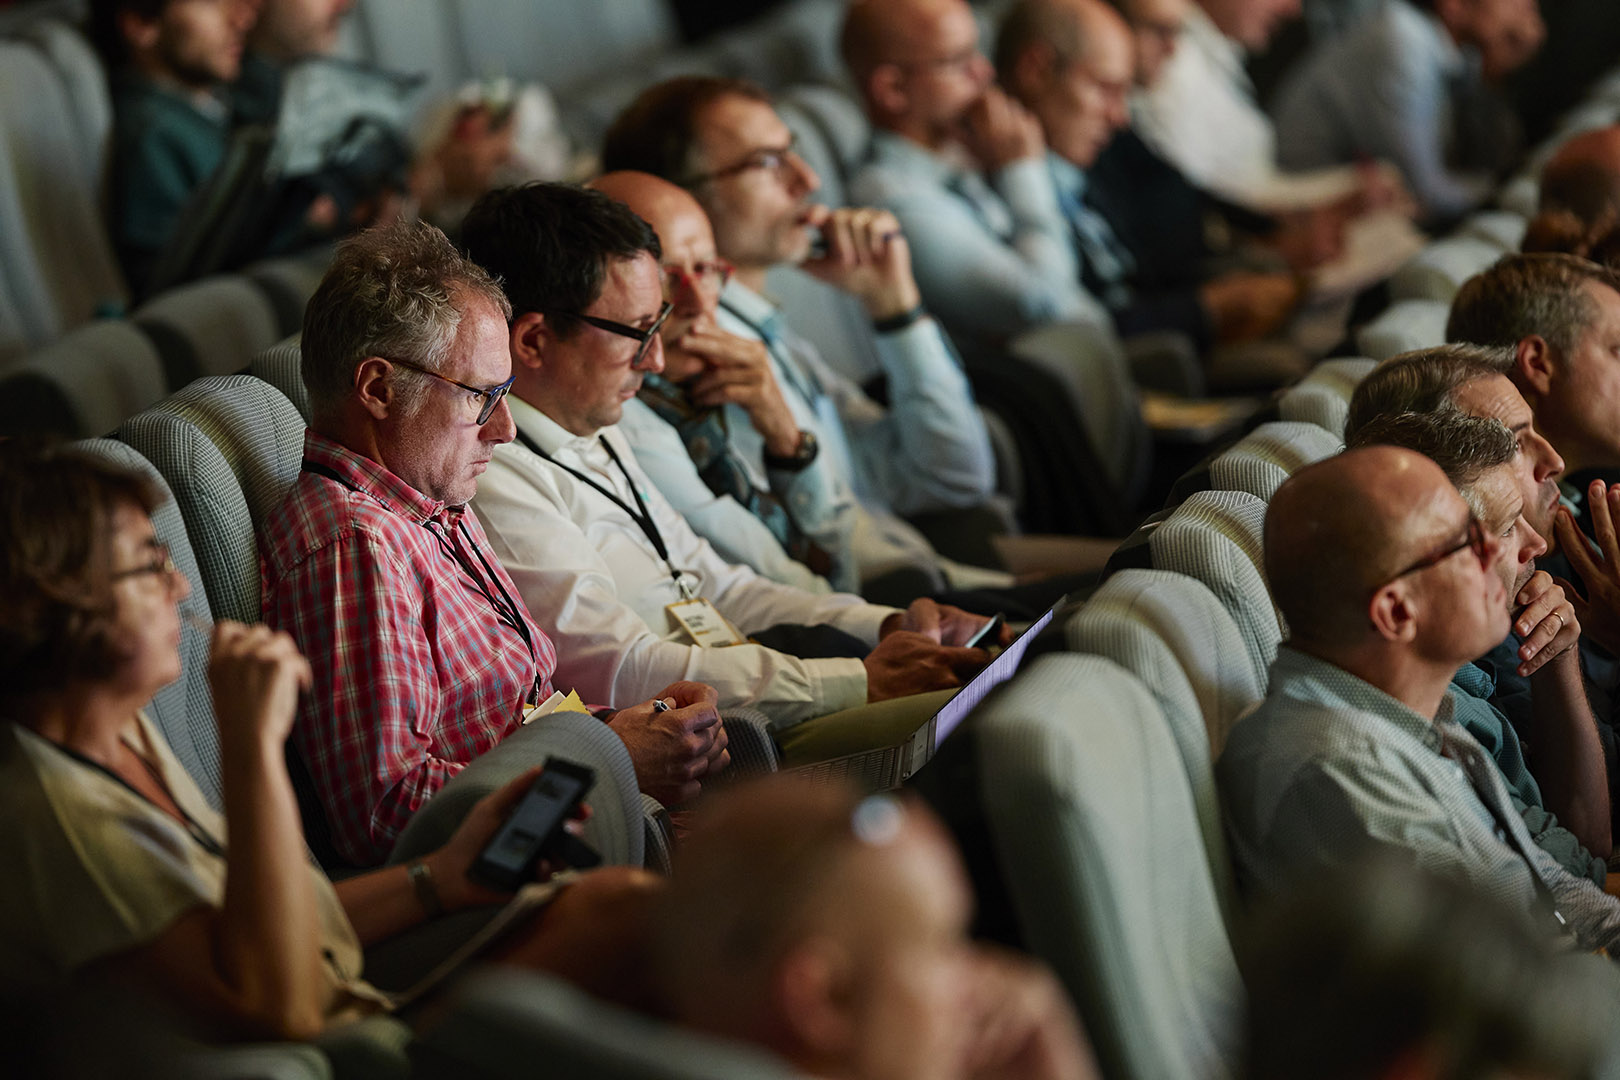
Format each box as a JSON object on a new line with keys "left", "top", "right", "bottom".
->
{"left": 806, "top": 227, "right": 829, "bottom": 261}
{"left": 965, "top": 612, "right": 1006, "bottom": 650}
{"left": 469, "top": 758, "right": 596, "bottom": 892}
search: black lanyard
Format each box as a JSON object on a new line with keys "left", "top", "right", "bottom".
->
{"left": 300, "top": 459, "right": 545, "bottom": 704}
{"left": 50, "top": 735, "right": 226, "bottom": 859}
{"left": 514, "top": 431, "right": 694, "bottom": 599}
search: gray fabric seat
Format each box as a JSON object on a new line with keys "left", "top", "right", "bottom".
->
{"left": 1294, "top": 356, "right": 1376, "bottom": 402}
{"left": 117, "top": 374, "right": 307, "bottom": 623}
{"left": 1061, "top": 569, "right": 1263, "bottom": 922}
{"left": 1357, "top": 299, "right": 1451, "bottom": 360}
{"left": 414, "top": 967, "right": 810, "bottom": 1079}
{"left": 251, "top": 333, "right": 313, "bottom": 421}
{"left": 1150, "top": 489, "right": 1279, "bottom": 688}
{"left": 975, "top": 653, "right": 1241, "bottom": 1080}
{"left": 0, "top": 319, "right": 166, "bottom": 437}
{"left": 246, "top": 251, "right": 334, "bottom": 338}
{"left": 1388, "top": 234, "right": 1506, "bottom": 302}
{"left": 1276, "top": 383, "right": 1348, "bottom": 435}
{"left": 1207, "top": 421, "right": 1342, "bottom": 502}
{"left": 1459, "top": 209, "right": 1527, "bottom": 251}
{"left": 133, "top": 276, "right": 283, "bottom": 387}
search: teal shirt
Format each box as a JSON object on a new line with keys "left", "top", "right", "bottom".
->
{"left": 108, "top": 72, "right": 230, "bottom": 294}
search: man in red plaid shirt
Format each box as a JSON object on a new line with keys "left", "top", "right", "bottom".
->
{"left": 261, "top": 222, "right": 727, "bottom": 866}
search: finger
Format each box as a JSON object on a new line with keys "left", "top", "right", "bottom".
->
{"left": 1555, "top": 510, "right": 1601, "bottom": 580}
{"left": 1514, "top": 585, "right": 1562, "bottom": 638}
{"left": 1515, "top": 568, "right": 1552, "bottom": 609}
{"left": 1592, "top": 480, "right": 1620, "bottom": 568}
{"left": 908, "top": 598, "right": 943, "bottom": 638}
{"left": 938, "top": 645, "right": 994, "bottom": 674}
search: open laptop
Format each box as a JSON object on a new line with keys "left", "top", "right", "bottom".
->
{"left": 794, "top": 605, "right": 1057, "bottom": 793}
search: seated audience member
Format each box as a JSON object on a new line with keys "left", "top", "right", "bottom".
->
{"left": 591, "top": 172, "right": 852, "bottom": 595}
{"left": 1447, "top": 254, "right": 1620, "bottom": 491}
{"left": 260, "top": 221, "right": 726, "bottom": 866}
{"left": 1347, "top": 342, "right": 1620, "bottom": 840}
{"left": 1219, "top": 446, "right": 1620, "bottom": 949}
{"left": 601, "top": 78, "right": 1038, "bottom": 605}
{"left": 1270, "top": 0, "right": 1543, "bottom": 227}
{"left": 1527, "top": 125, "right": 1620, "bottom": 243}
{"left": 90, "top": 0, "right": 258, "bottom": 293}
{"left": 460, "top": 181, "right": 993, "bottom": 733}
{"left": 1131, "top": 0, "right": 1396, "bottom": 215}
{"left": 0, "top": 443, "right": 656, "bottom": 1040}
{"left": 996, "top": 0, "right": 1307, "bottom": 385}
{"left": 1346, "top": 409, "right": 1608, "bottom": 876}
{"left": 655, "top": 778, "right": 1098, "bottom": 1080}
{"left": 1244, "top": 857, "right": 1620, "bottom": 1080}
{"left": 840, "top": 0, "right": 1107, "bottom": 346}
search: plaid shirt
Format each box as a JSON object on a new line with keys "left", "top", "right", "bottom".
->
{"left": 261, "top": 432, "right": 556, "bottom": 865}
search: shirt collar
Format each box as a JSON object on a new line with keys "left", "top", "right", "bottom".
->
{"left": 508, "top": 394, "right": 600, "bottom": 460}
{"left": 1181, "top": 3, "right": 1250, "bottom": 80}
{"left": 302, "top": 429, "right": 444, "bottom": 525}
{"left": 1271, "top": 645, "right": 1453, "bottom": 752}
{"left": 868, "top": 129, "right": 965, "bottom": 186}
{"left": 1411, "top": 2, "right": 1467, "bottom": 76}
{"left": 719, "top": 276, "right": 783, "bottom": 330}
{"left": 1047, "top": 152, "right": 1088, "bottom": 201}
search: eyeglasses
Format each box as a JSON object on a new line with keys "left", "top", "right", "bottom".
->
{"left": 662, "top": 259, "right": 734, "bottom": 300}
{"left": 897, "top": 45, "right": 984, "bottom": 74}
{"left": 682, "top": 136, "right": 802, "bottom": 187}
{"left": 1373, "top": 512, "right": 1489, "bottom": 594}
{"left": 558, "top": 302, "right": 674, "bottom": 367}
{"left": 113, "top": 545, "right": 180, "bottom": 583}
{"left": 387, "top": 357, "right": 515, "bottom": 425}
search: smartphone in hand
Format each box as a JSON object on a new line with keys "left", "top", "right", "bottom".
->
{"left": 469, "top": 758, "right": 598, "bottom": 892}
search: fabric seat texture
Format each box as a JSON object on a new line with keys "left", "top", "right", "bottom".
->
{"left": 0, "top": 319, "right": 166, "bottom": 437}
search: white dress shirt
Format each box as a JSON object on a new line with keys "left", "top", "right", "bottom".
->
{"left": 473, "top": 396, "right": 896, "bottom": 728}
{"left": 1136, "top": 2, "right": 1364, "bottom": 213}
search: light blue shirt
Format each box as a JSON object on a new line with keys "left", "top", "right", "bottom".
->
{"left": 849, "top": 131, "right": 1106, "bottom": 347}
{"left": 1271, "top": 0, "right": 1499, "bottom": 221}
{"left": 1221, "top": 647, "right": 1620, "bottom": 952}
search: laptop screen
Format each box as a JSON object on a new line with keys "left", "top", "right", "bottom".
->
{"left": 932, "top": 606, "right": 1057, "bottom": 744}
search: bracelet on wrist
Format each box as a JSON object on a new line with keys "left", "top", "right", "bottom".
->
{"left": 407, "top": 859, "right": 445, "bottom": 920}
{"left": 872, "top": 304, "right": 927, "bottom": 334}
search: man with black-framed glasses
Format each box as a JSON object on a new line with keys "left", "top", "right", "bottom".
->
{"left": 1220, "top": 445, "right": 1620, "bottom": 952}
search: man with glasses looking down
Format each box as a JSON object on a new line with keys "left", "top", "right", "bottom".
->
{"left": 602, "top": 77, "right": 1043, "bottom": 611}
{"left": 461, "top": 181, "right": 998, "bottom": 760}
{"left": 260, "top": 221, "right": 728, "bottom": 868}
{"left": 1219, "top": 446, "right": 1620, "bottom": 950}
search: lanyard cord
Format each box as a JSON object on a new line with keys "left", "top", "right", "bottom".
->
{"left": 49, "top": 736, "right": 226, "bottom": 858}
{"left": 299, "top": 459, "right": 545, "bottom": 703}
{"left": 514, "top": 430, "right": 693, "bottom": 599}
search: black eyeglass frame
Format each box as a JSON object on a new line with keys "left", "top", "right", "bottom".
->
{"left": 112, "top": 545, "right": 179, "bottom": 582}
{"left": 1371, "top": 512, "right": 1489, "bottom": 596}
{"left": 554, "top": 302, "right": 675, "bottom": 367}
{"left": 387, "top": 357, "right": 515, "bottom": 425}
{"left": 680, "top": 135, "right": 802, "bottom": 188}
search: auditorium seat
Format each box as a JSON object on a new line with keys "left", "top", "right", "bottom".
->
{"left": 250, "top": 334, "right": 312, "bottom": 421}
{"left": 1061, "top": 570, "right": 1259, "bottom": 921}
{"left": 0, "top": 318, "right": 165, "bottom": 438}
{"left": 1149, "top": 489, "right": 1279, "bottom": 687}
{"left": 1459, "top": 209, "right": 1528, "bottom": 251}
{"left": 972, "top": 653, "right": 1241, "bottom": 1080}
{"left": 1276, "top": 382, "right": 1349, "bottom": 435}
{"left": 1388, "top": 233, "right": 1511, "bottom": 303}
{"left": 133, "top": 276, "right": 283, "bottom": 386}
{"left": 1357, "top": 298, "right": 1450, "bottom": 361}
{"left": 1206, "top": 421, "right": 1342, "bottom": 502}
{"left": 246, "top": 250, "right": 335, "bottom": 338}
{"left": 415, "top": 967, "right": 809, "bottom": 1080}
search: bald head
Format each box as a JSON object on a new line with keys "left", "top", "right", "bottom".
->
{"left": 1266, "top": 447, "right": 1466, "bottom": 647}
{"left": 1540, "top": 126, "right": 1620, "bottom": 227}
{"left": 654, "top": 778, "right": 972, "bottom": 1069}
{"left": 842, "top": 0, "right": 994, "bottom": 134}
{"left": 998, "top": 0, "right": 1135, "bottom": 166}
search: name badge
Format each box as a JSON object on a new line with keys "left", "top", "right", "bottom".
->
{"left": 667, "top": 598, "right": 746, "bottom": 648}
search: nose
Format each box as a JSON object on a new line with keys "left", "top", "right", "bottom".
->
{"left": 669, "top": 270, "right": 708, "bottom": 320}
{"left": 784, "top": 149, "right": 820, "bottom": 199}
{"left": 1519, "top": 517, "right": 1548, "bottom": 564}
{"left": 1529, "top": 429, "right": 1564, "bottom": 482}
{"left": 638, "top": 333, "right": 666, "bottom": 375}
{"left": 481, "top": 394, "right": 517, "bottom": 444}
{"left": 171, "top": 567, "right": 193, "bottom": 602}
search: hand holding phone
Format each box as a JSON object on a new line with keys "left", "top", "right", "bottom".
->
{"left": 469, "top": 758, "right": 599, "bottom": 892}
{"left": 964, "top": 612, "right": 1006, "bottom": 651}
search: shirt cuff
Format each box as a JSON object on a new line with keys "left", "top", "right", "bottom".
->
{"left": 802, "top": 657, "right": 870, "bottom": 724}
{"left": 828, "top": 604, "right": 902, "bottom": 646}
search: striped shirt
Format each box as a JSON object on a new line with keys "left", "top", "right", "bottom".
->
{"left": 261, "top": 431, "right": 556, "bottom": 865}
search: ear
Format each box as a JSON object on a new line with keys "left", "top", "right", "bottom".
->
{"left": 1514, "top": 334, "right": 1556, "bottom": 399}
{"left": 352, "top": 356, "right": 395, "bottom": 420}
{"left": 1368, "top": 583, "right": 1418, "bottom": 644}
{"left": 510, "top": 311, "right": 549, "bottom": 371}
{"left": 773, "top": 939, "right": 856, "bottom": 1060}
{"left": 868, "top": 63, "right": 910, "bottom": 119}
{"left": 1009, "top": 41, "right": 1058, "bottom": 100}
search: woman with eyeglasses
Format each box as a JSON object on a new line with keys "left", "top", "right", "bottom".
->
{"left": 0, "top": 443, "right": 658, "bottom": 1043}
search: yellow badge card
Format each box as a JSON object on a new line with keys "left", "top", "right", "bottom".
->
{"left": 667, "top": 598, "right": 746, "bottom": 648}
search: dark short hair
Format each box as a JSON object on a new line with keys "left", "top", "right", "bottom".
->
{"left": 460, "top": 182, "right": 661, "bottom": 335}
{"left": 0, "top": 442, "right": 162, "bottom": 713}
{"left": 87, "top": 0, "right": 166, "bottom": 65}
{"left": 301, "top": 220, "right": 511, "bottom": 423}
{"left": 1345, "top": 344, "right": 1516, "bottom": 442}
{"left": 995, "top": 0, "right": 1086, "bottom": 88}
{"left": 601, "top": 76, "right": 773, "bottom": 185}
{"left": 1345, "top": 408, "right": 1516, "bottom": 511}
{"left": 1448, "top": 252, "right": 1620, "bottom": 361}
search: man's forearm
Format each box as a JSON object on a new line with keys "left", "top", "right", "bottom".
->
{"left": 1531, "top": 648, "right": 1612, "bottom": 858}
